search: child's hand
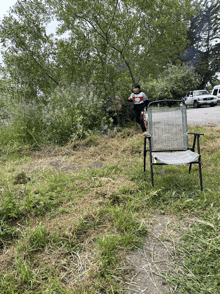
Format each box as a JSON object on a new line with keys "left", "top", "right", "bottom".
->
{"left": 128, "top": 97, "right": 132, "bottom": 101}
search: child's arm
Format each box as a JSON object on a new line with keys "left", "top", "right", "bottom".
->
{"left": 128, "top": 93, "right": 133, "bottom": 101}
{"left": 144, "top": 99, "right": 149, "bottom": 107}
{"left": 143, "top": 92, "right": 149, "bottom": 106}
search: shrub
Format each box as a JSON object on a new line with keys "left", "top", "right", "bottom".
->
{"left": 0, "top": 83, "right": 109, "bottom": 147}
{"left": 145, "top": 63, "right": 201, "bottom": 100}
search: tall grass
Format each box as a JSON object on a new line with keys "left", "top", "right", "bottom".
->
{"left": 0, "top": 84, "right": 109, "bottom": 148}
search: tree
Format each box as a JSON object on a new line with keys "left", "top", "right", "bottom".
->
{"left": 181, "top": 0, "right": 220, "bottom": 88}
{"left": 0, "top": 0, "right": 58, "bottom": 102}
{"left": 50, "top": 0, "right": 195, "bottom": 94}
{"left": 0, "top": 0, "right": 195, "bottom": 101}
{"left": 146, "top": 63, "right": 201, "bottom": 100}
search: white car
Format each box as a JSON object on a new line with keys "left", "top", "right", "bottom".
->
{"left": 211, "top": 85, "right": 220, "bottom": 103}
{"left": 184, "top": 90, "right": 217, "bottom": 108}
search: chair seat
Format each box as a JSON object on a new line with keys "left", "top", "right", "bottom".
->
{"left": 152, "top": 150, "right": 200, "bottom": 165}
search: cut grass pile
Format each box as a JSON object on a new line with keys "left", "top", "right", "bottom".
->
{"left": 0, "top": 125, "right": 220, "bottom": 293}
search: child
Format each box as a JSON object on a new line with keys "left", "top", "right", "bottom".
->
{"left": 128, "top": 83, "right": 148, "bottom": 132}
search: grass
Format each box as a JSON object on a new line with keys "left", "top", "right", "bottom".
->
{"left": 0, "top": 125, "right": 220, "bottom": 293}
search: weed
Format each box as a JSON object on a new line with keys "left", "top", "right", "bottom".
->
{"left": 17, "top": 223, "right": 50, "bottom": 254}
{"left": 112, "top": 208, "right": 147, "bottom": 237}
{"left": 0, "top": 190, "right": 23, "bottom": 220}
{"left": 0, "top": 220, "right": 19, "bottom": 239}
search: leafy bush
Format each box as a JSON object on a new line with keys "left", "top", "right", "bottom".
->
{"left": 145, "top": 63, "right": 201, "bottom": 100}
{"left": 0, "top": 84, "right": 109, "bottom": 147}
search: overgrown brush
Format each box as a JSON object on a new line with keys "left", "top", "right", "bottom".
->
{"left": 0, "top": 84, "right": 109, "bottom": 148}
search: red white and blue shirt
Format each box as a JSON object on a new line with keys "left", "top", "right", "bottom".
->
{"left": 129, "top": 92, "right": 148, "bottom": 105}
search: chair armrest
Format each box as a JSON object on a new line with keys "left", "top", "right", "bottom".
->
{"left": 188, "top": 132, "right": 204, "bottom": 136}
{"left": 188, "top": 132, "right": 204, "bottom": 153}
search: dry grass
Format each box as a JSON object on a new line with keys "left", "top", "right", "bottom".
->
{"left": 0, "top": 128, "right": 146, "bottom": 292}
{"left": 1, "top": 126, "right": 220, "bottom": 293}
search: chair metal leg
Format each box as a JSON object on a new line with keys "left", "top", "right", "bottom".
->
{"left": 150, "top": 163, "right": 154, "bottom": 188}
{"left": 199, "top": 156, "right": 203, "bottom": 191}
{"left": 189, "top": 163, "right": 192, "bottom": 174}
{"left": 144, "top": 137, "right": 147, "bottom": 172}
{"left": 144, "top": 150, "right": 146, "bottom": 172}
{"left": 147, "top": 137, "right": 154, "bottom": 188}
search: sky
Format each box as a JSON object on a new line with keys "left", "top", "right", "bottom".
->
{"left": 0, "top": 0, "right": 17, "bottom": 19}
{"left": 0, "top": 1, "right": 17, "bottom": 63}
{"left": 0, "top": 0, "right": 61, "bottom": 64}
{"left": 0, "top": 0, "right": 58, "bottom": 34}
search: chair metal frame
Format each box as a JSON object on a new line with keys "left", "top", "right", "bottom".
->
{"left": 144, "top": 100, "right": 204, "bottom": 191}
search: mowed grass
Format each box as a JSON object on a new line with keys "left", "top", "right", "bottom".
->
{"left": 0, "top": 126, "right": 220, "bottom": 293}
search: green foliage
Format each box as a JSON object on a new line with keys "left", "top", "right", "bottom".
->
{"left": 0, "top": 185, "right": 63, "bottom": 241}
{"left": 125, "top": 127, "right": 220, "bottom": 293}
{"left": 18, "top": 223, "right": 50, "bottom": 254}
{"left": 112, "top": 208, "right": 147, "bottom": 236}
{"left": 14, "top": 256, "right": 36, "bottom": 286}
{"left": 95, "top": 204, "right": 147, "bottom": 276}
{"left": 166, "top": 214, "right": 220, "bottom": 293}
{"left": 0, "top": 0, "right": 57, "bottom": 101}
{"left": 0, "top": 190, "right": 23, "bottom": 221}
{"left": 97, "top": 234, "right": 123, "bottom": 274}
{"left": 97, "top": 228, "right": 145, "bottom": 275}
{"left": 0, "top": 0, "right": 195, "bottom": 101}
{"left": 50, "top": 0, "right": 195, "bottom": 96}
{"left": 0, "top": 84, "right": 108, "bottom": 147}
{"left": 146, "top": 63, "right": 201, "bottom": 100}
{"left": 0, "top": 221, "right": 19, "bottom": 239}
{"left": 0, "top": 126, "right": 220, "bottom": 292}
{"left": 0, "top": 255, "right": 70, "bottom": 293}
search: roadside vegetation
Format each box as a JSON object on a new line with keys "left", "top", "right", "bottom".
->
{"left": 0, "top": 120, "right": 220, "bottom": 293}
{"left": 1, "top": 1, "right": 220, "bottom": 292}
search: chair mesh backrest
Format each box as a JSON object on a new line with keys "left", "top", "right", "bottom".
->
{"left": 148, "top": 105, "right": 188, "bottom": 150}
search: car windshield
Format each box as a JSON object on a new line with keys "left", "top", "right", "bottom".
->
{"left": 194, "top": 90, "right": 209, "bottom": 96}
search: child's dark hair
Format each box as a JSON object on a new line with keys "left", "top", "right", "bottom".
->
{"left": 132, "top": 83, "right": 140, "bottom": 89}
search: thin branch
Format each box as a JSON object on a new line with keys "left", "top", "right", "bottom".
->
{"left": 16, "top": 36, "right": 59, "bottom": 85}
{"left": 13, "top": 0, "right": 60, "bottom": 85}
{"left": 106, "top": 0, "right": 119, "bottom": 35}
{"left": 54, "top": 0, "right": 135, "bottom": 82}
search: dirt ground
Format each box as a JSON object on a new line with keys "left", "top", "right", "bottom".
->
{"left": 124, "top": 215, "right": 179, "bottom": 294}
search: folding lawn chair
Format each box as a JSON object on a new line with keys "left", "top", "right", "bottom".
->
{"left": 143, "top": 100, "right": 204, "bottom": 191}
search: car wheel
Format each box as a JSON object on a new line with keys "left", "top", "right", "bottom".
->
{"left": 193, "top": 100, "right": 198, "bottom": 108}
{"left": 210, "top": 103, "right": 215, "bottom": 107}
